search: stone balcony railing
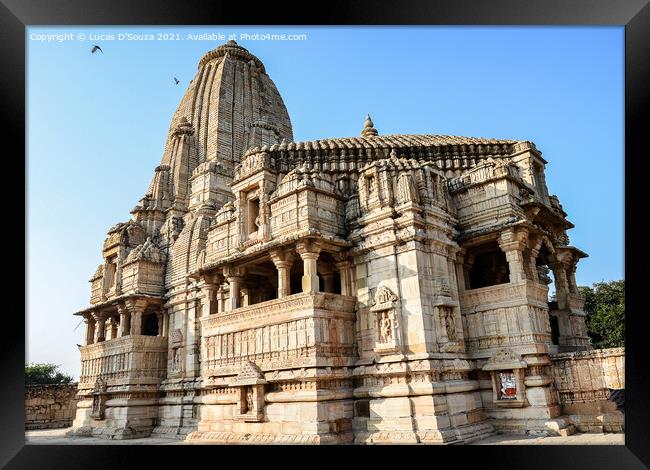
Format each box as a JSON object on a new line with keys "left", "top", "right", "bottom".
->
{"left": 460, "top": 279, "right": 549, "bottom": 312}
{"left": 200, "top": 292, "right": 357, "bottom": 375}
{"left": 202, "top": 291, "right": 357, "bottom": 335}
{"left": 78, "top": 335, "right": 168, "bottom": 392}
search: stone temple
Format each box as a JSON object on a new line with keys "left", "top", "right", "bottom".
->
{"left": 68, "top": 41, "right": 619, "bottom": 444}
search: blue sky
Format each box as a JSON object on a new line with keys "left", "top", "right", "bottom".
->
{"left": 27, "top": 26, "right": 624, "bottom": 378}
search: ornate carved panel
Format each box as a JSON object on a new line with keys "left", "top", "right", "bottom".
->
{"left": 370, "top": 286, "right": 400, "bottom": 354}
{"left": 90, "top": 376, "right": 108, "bottom": 420}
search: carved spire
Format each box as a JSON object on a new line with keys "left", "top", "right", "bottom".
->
{"left": 361, "top": 114, "right": 378, "bottom": 137}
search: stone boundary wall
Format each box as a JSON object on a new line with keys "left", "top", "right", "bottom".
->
{"left": 550, "top": 348, "right": 624, "bottom": 433}
{"left": 25, "top": 384, "right": 80, "bottom": 430}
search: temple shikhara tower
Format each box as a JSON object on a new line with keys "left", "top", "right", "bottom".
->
{"left": 69, "top": 41, "right": 623, "bottom": 444}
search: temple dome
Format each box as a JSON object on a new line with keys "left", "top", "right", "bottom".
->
{"left": 152, "top": 41, "right": 294, "bottom": 212}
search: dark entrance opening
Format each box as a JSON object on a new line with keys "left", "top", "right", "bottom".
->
{"left": 468, "top": 242, "right": 510, "bottom": 289}
{"left": 142, "top": 313, "right": 159, "bottom": 336}
{"left": 549, "top": 315, "right": 560, "bottom": 345}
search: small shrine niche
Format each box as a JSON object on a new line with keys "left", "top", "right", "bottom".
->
{"left": 231, "top": 361, "right": 267, "bottom": 422}
{"left": 90, "top": 376, "right": 108, "bottom": 420}
{"left": 442, "top": 306, "right": 457, "bottom": 341}
{"left": 371, "top": 286, "right": 400, "bottom": 354}
{"left": 434, "top": 303, "right": 464, "bottom": 353}
{"left": 169, "top": 329, "right": 183, "bottom": 376}
{"left": 497, "top": 371, "right": 518, "bottom": 400}
{"left": 482, "top": 348, "right": 528, "bottom": 408}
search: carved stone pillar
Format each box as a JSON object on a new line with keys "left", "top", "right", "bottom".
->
{"left": 335, "top": 259, "right": 352, "bottom": 296}
{"left": 161, "top": 308, "right": 169, "bottom": 336}
{"left": 452, "top": 248, "right": 466, "bottom": 292}
{"left": 527, "top": 235, "right": 543, "bottom": 283}
{"left": 567, "top": 264, "right": 579, "bottom": 294}
{"left": 130, "top": 310, "right": 143, "bottom": 335}
{"left": 462, "top": 252, "right": 474, "bottom": 290}
{"left": 296, "top": 241, "right": 321, "bottom": 293}
{"left": 216, "top": 286, "right": 226, "bottom": 313}
{"left": 224, "top": 266, "right": 246, "bottom": 310}
{"left": 126, "top": 299, "right": 147, "bottom": 336}
{"left": 201, "top": 283, "right": 217, "bottom": 317}
{"left": 107, "top": 316, "right": 118, "bottom": 340}
{"left": 229, "top": 277, "right": 241, "bottom": 309}
{"left": 156, "top": 311, "right": 163, "bottom": 336}
{"left": 497, "top": 228, "right": 529, "bottom": 283}
{"left": 270, "top": 249, "right": 294, "bottom": 298}
{"left": 241, "top": 287, "right": 250, "bottom": 307}
{"left": 84, "top": 315, "right": 96, "bottom": 345}
{"left": 117, "top": 304, "right": 130, "bottom": 337}
{"left": 92, "top": 312, "right": 106, "bottom": 343}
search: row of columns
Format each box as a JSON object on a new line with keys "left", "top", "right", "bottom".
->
{"left": 456, "top": 227, "right": 582, "bottom": 292}
{"left": 200, "top": 241, "right": 354, "bottom": 315}
{"left": 83, "top": 299, "right": 168, "bottom": 345}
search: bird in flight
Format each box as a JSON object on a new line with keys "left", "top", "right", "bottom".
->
{"left": 91, "top": 45, "right": 103, "bottom": 54}
{"left": 174, "top": 77, "right": 180, "bottom": 85}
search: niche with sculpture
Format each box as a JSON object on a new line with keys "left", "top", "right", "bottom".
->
{"left": 169, "top": 329, "right": 184, "bottom": 376}
{"left": 231, "top": 361, "right": 267, "bottom": 422}
{"left": 482, "top": 348, "right": 528, "bottom": 408}
{"left": 90, "top": 376, "right": 108, "bottom": 420}
{"left": 371, "top": 286, "right": 401, "bottom": 354}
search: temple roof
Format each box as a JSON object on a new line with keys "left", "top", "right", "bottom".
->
{"left": 243, "top": 133, "right": 526, "bottom": 158}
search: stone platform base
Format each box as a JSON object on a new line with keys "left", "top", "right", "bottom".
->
{"left": 150, "top": 425, "right": 195, "bottom": 439}
{"left": 186, "top": 430, "right": 354, "bottom": 444}
{"left": 491, "top": 416, "right": 576, "bottom": 437}
{"left": 25, "top": 427, "right": 625, "bottom": 445}
{"left": 566, "top": 413, "right": 624, "bottom": 433}
{"left": 66, "top": 425, "right": 154, "bottom": 440}
{"left": 354, "top": 421, "right": 495, "bottom": 445}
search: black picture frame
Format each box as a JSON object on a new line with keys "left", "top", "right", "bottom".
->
{"left": 4, "top": 0, "right": 648, "bottom": 467}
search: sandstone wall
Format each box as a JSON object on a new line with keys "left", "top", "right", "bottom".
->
{"left": 25, "top": 384, "right": 80, "bottom": 430}
{"left": 550, "top": 347, "right": 624, "bottom": 432}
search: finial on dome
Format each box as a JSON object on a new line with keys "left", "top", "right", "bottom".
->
{"left": 361, "top": 114, "right": 378, "bottom": 137}
{"left": 227, "top": 39, "right": 237, "bottom": 45}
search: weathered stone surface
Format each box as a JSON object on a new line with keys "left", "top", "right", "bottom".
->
{"left": 66, "top": 41, "right": 620, "bottom": 444}
{"left": 25, "top": 384, "right": 80, "bottom": 430}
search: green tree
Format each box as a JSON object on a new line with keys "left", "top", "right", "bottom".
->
{"left": 25, "top": 363, "right": 74, "bottom": 385}
{"left": 579, "top": 280, "right": 625, "bottom": 349}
